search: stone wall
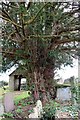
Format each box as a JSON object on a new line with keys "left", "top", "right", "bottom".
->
{"left": 9, "top": 75, "right": 19, "bottom": 91}
{"left": 9, "top": 76, "right": 14, "bottom": 91}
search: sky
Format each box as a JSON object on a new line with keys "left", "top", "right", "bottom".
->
{"left": 55, "top": 59, "right": 78, "bottom": 80}
{"left": 0, "top": 59, "right": 78, "bottom": 82}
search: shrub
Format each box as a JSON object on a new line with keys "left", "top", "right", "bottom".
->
{"left": 3, "top": 112, "right": 13, "bottom": 118}
{"left": 15, "top": 108, "right": 22, "bottom": 114}
{"left": 42, "top": 100, "right": 60, "bottom": 120}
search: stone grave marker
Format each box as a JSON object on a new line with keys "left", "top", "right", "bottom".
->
{"left": 36, "top": 100, "right": 43, "bottom": 118}
{"left": 29, "top": 100, "right": 43, "bottom": 119}
{"left": 57, "top": 87, "right": 71, "bottom": 101}
{"left": 0, "top": 97, "right": 4, "bottom": 116}
{"left": 78, "top": 111, "right": 80, "bottom": 119}
{"left": 29, "top": 106, "right": 38, "bottom": 118}
{"left": 4, "top": 92, "right": 15, "bottom": 112}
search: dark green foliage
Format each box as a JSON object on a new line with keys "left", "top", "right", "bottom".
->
{"left": 1, "top": 2, "right": 79, "bottom": 72}
{"left": 42, "top": 100, "right": 60, "bottom": 120}
{"left": 3, "top": 112, "right": 13, "bottom": 118}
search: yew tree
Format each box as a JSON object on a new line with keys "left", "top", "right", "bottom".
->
{"left": 0, "top": 2, "right": 80, "bottom": 103}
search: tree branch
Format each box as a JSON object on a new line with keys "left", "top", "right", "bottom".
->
{"left": 56, "top": 38, "right": 80, "bottom": 45}
{"left": 24, "top": 3, "right": 49, "bottom": 26}
{"left": 0, "top": 15, "right": 22, "bottom": 28}
{"left": 48, "top": 37, "right": 80, "bottom": 51}
{"left": 1, "top": 9, "right": 23, "bottom": 39}
{"left": 59, "top": 26, "right": 80, "bottom": 34}
{"left": 59, "top": 47, "right": 80, "bottom": 51}
{"left": 2, "top": 50, "right": 29, "bottom": 59}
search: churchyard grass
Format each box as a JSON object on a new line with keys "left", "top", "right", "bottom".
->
{"left": 14, "top": 91, "right": 30, "bottom": 105}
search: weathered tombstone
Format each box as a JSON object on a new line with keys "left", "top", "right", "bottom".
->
{"left": 36, "top": 100, "right": 43, "bottom": 118}
{"left": 4, "top": 92, "right": 15, "bottom": 112}
{"left": 29, "top": 106, "right": 38, "bottom": 118}
{"left": 29, "top": 100, "right": 43, "bottom": 119}
{"left": 78, "top": 111, "right": 80, "bottom": 119}
{"left": 0, "top": 98, "right": 4, "bottom": 116}
{"left": 57, "top": 87, "right": 71, "bottom": 101}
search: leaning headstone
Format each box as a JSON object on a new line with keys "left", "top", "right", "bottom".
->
{"left": 4, "top": 92, "right": 15, "bottom": 112}
{"left": 29, "top": 100, "right": 43, "bottom": 119}
{"left": 29, "top": 106, "right": 38, "bottom": 118}
{"left": 36, "top": 100, "right": 43, "bottom": 118}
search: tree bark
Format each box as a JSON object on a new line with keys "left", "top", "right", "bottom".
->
{"left": 33, "top": 70, "right": 39, "bottom": 101}
{"left": 31, "top": 66, "right": 57, "bottom": 104}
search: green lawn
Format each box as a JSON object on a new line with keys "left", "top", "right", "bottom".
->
{"left": 0, "top": 87, "right": 30, "bottom": 105}
{"left": 14, "top": 91, "right": 30, "bottom": 105}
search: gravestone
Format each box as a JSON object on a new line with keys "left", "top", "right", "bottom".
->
{"left": 78, "top": 111, "right": 80, "bottom": 119}
{"left": 0, "top": 98, "right": 4, "bottom": 116}
{"left": 36, "top": 100, "right": 43, "bottom": 118}
{"left": 29, "top": 100, "right": 43, "bottom": 119}
{"left": 29, "top": 106, "right": 38, "bottom": 118}
{"left": 57, "top": 87, "right": 71, "bottom": 101}
{"left": 4, "top": 92, "right": 15, "bottom": 112}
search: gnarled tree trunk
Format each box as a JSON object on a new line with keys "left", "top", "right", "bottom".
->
{"left": 31, "top": 66, "right": 57, "bottom": 104}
